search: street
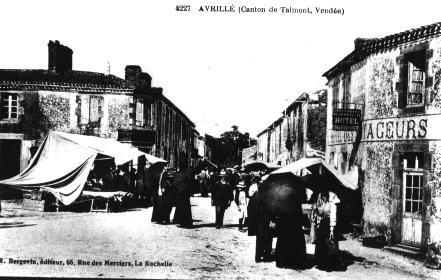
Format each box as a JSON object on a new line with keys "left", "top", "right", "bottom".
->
{"left": 0, "top": 196, "right": 440, "bottom": 280}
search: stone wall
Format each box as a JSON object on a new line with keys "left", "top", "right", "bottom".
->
{"left": 327, "top": 37, "right": 441, "bottom": 244}
{"left": 39, "top": 91, "right": 72, "bottom": 132}
{"left": 104, "top": 95, "right": 132, "bottom": 139}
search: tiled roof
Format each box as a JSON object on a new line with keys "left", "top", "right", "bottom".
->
{"left": 323, "top": 22, "right": 441, "bottom": 79}
{"left": 0, "top": 69, "right": 134, "bottom": 94}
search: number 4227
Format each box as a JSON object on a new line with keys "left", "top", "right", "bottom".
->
{"left": 176, "top": 5, "right": 191, "bottom": 12}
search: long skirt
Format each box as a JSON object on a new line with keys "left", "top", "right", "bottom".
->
{"left": 315, "top": 216, "right": 340, "bottom": 270}
{"left": 173, "top": 195, "right": 193, "bottom": 227}
{"left": 247, "top": 194, "right": 258, "bottom": 236}
{"left": 275, "top": 214, "right": 306, "bottom": 268}
{"left": 151, "top": 196, "right": 161, "bottom": 223}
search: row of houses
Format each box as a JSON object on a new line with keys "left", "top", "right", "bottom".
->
{"left": 249, "top": 22, "right": 441, "bottom": 252}
{"left": 0, "top": 40, "right": 210, "bottom": 180}
{"left": 253, "top": 89, "right": 327, "bottom": 166}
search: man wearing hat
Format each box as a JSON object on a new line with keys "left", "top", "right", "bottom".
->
{"left": 211, "top": 170, "right": 234, "bottom": 229}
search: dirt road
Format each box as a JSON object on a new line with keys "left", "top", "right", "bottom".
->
{"left": 0, "top": 196, "right": 439, "bottom": 279}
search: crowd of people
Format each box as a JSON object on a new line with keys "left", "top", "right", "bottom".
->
{"left": 83, "top": 158, "right": 345, "bottom": 271}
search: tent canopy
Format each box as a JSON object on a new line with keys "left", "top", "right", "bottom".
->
{"left": 0, "top": 131, "right": 166, "bottom": 205}
{"left": 271, "top": 157, "right": 357, "bottom": 190}
{"left": 243, "top": 161, "right": 281, "bottom": 172}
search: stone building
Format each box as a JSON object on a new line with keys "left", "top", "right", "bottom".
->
{"left": 0, "top": 41, "right": 198, "bottom": 180}
{"left": 195, "top": 135, "right": 213, "bottom": 162}
{"left": 256, "top": 89, "right": 326, "bottom": 166}
{"left": 241, "top": 145, "right": 257, "bottom": 165}
{"left": 323, "top": 22, "right": 441, "bottom": 250}
{"left": 118, "top": 64, "right": 197, "bottom": 169}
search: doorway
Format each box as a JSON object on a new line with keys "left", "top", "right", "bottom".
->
{"left": 401, "top": 153, "right": 423, "bottom": 245}
{"left": 0, "top": 139, "right": 21, "bottom": 180}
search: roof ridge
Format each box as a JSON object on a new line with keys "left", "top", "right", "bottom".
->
{"left": 324, "top": 21, "right": 441, "bottom": 78}
{"left": 0, "top": 69, "right": 134, "bottom": 90}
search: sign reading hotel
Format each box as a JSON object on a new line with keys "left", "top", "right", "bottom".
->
{"left": 361, "top": 114, "right": 441, "bottom": 142}
{"left": 332, "top": 109, "right": 362, "bottom": 131}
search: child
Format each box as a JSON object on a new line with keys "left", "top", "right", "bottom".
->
{"left": 237, "top": 181, "right": 248, "bottom": 232}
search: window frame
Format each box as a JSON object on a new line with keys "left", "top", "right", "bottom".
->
{"left": 1, "top": 92, "right": 19, "bottom": 120}
{"left": 406, "top": 52, "right": 425, "bottom": 107}
{"left": 135, "top": 101, "right": 144, "bottom": 127}
{"left": 89, "top": 95, "right": 104, "bottom": 124}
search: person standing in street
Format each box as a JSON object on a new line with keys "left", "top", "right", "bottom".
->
{"left": 156, "top": 167, "right": 172, "bottom": 224}
{"left": 311, "top": 190, "right": 342, "bottom": 271}
{"left": 211, "top": 170, "right": 233, "bottom": 229}
{"left": 150, "top": 167, "right": 163, "bottom": 223}
{"left": 236, "top": 181, "right": 248, "bottom": 232}
{"left": 172, "top": 167, "right": 195, "bottom": 228}
{"left": 274, "top": 204, "right": 306, "bottom": 269}
{"left": 198, "top": 168, "right": 210, "bottom": 197}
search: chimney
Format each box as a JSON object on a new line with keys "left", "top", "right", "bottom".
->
{"left": 125, "top": 65, "right": 152, "bottom": 88}
{"left": 125, "top": 65, "right": 142, "bottom": 84}
{"left": 48, "top": 40, "right": 73, "bottom": 72}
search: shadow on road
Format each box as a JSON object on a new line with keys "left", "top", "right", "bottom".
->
{"left": 190, "top": 223, "right": 241, "bottom": 229}
{"left": 0, "top": 222, "right": 36, "bottom": 229}
{"left": 315, "top": 250, "right": 368, "bottom": 272}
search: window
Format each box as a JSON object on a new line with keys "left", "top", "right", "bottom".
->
{"left": 332, "top": 83, "right": 339, "bottom": 109}
{"left": 89, "top": 96, "right": 103, "bottom": 123}
{"left": 135, "top": 101, "right": 144, "bottom": 127}
{"left": 1, "top": 93, "right": 19, "bottom": 120}
{"left": 406, "top": 51, "right": 425, "bottom": 107}
{"left": 329, "top": 152, "right": 335, "bottom": 166}
{"left": 342, "top": 73, "right": 351, "bottom": 108}
{"left": 340, "top": 152, "right": 347, "bottom": 174}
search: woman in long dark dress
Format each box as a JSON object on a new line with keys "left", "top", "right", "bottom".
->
{"left": 150, "top": 170, "right": 162, "bottom": 223}
{"left": 172, "top": 168, "right": 194, "bottom": 228}
{"left": 274, "top": 204, "right": 306, "bottom": 268}
{"left": 311, "top": 190, "right": 342, "bottom": 270}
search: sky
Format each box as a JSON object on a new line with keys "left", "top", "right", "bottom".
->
{"left": 0, "top": 0, "right": 440, "bottom": 137}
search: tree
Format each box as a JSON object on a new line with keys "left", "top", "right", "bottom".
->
{"left": 206, "top": 125, "right": 254, "bottom": 167}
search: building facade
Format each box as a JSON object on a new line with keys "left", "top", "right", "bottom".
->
{"left": 0, "top": 41, "right": 198, "bottom": 180}
{"left": 324, "top": 22, "right": 441, "bottom": 249}
{"left": 256, "top": 89, "right": 326, "bottom": 166}
{"left": 118, "top": 65, "right": 197, "bottom": 169}
{"left": 241, "top": 145, "right": 257, "bottom": 165}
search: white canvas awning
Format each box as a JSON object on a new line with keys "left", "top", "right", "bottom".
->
{"left": 271, "top": 157, "right": 357, "bottom": 190}
{"left": 0, "top": 131, "right": 166, "bottom": 205}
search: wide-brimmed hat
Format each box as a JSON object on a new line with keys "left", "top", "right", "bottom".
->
{"left": 219, "top": 170, "right": 227, "bottom": 177}
{"left": 236, "top": 182, "right": 246, "bottom": 188}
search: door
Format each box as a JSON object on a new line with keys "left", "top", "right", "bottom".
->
{"left": 401, "top": 157, "right": 423, "bottom": 245}
{"left": 0, "top": 139, "right": 21, "bottom": 180}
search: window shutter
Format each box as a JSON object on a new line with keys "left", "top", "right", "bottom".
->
{"left": 397, "top": 55, "right": 406, "bottom": 109}
{"left": 89, "top": 96, "right": 99, "bottom": 123}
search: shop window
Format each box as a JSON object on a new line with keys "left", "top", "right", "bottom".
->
{"left": 1, "top": 93, "right": 19, "bottom": 120}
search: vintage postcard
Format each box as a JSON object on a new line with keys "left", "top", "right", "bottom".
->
{"left": 0, "top": 0, "right": 440, "bottom": 279}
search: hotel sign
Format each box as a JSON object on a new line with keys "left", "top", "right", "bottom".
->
{"left": 361, "top": 114, "right": 441, "bottom": 142}
{"left": 332, "top": 109, "right": 362, "bottom": 131}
